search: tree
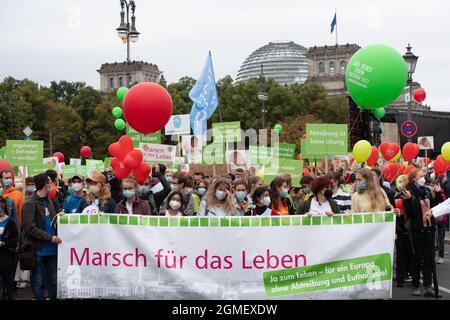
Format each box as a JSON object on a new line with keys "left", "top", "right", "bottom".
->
{"left": 50, "top": 80, "right": 86, "bottom": 104}
{"left": 278, "top": 114, "right": 322, "bottom": 155}
{"left": 167, "top": 77, "right": 196, "bottom": 115}
{"left": 71, "top": 86, "right": 102, "bottom": 133}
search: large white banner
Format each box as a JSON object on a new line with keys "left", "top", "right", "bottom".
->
{"left": 139, "top": 143, "right": 176, "bottom": 162}
{"left": 57, "top": 212, "right": 395, "bottom": 300}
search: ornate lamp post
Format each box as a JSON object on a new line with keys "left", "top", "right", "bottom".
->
{"left": 403, "top": 44, "right": 419, "bottom": 143}
{"left": 116, "top": 0, "right": 140, "bottom": 64}
{"left": 258, "top": 65, "right": 268, "bottom": 129}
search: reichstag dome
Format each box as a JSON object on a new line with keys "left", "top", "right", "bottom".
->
{"left": 236, "top": 41, "right": 309, "bottom": 85}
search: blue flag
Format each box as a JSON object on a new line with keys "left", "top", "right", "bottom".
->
{"left": 330, "top": 13, "right": 337, "bottom": 34}
{"left": 189, "top": 51, "right": 219, "bottom": 135}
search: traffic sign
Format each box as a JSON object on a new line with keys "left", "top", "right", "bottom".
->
{"left": 401, "top": 121, "right": 417, "bottom": 138}
{"left": 23, "top": 127, "right": 33, "bottom": 137}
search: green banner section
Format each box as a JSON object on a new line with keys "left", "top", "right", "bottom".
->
{"left": 249, "top": 146, "right": 273, "bottom": 166}
{"left": 263, "top": 253, "right": 391, "bottom": 298}
{"left": 303, "top": 124, "right": 348, "bottom": 157}
{"left": 0, "top": 147, "right": 5, "bottom": 159}
{"left": 212, "top": 122, "right": 241, "bottom": 143}
{"left": 261, "top": 159, "right": 303, "bottom": 187}
{"left": 61, "top": 165, "right": 87, "bottom": 178}
{"left": 104, "top": 157, "right": 112, "bottom": 170}
{"left": 202, "top": 143, "right": 225, "bottom": 165}
{"left": 28, "top": 164, "right": 53, "bottom": 176}
{"left": 86, "top": 159, "right": 104, "bottom": 175}
{"left": 5, "top": 140, "right": 43, "bottom": 165}
{"left": 126, "top": 124, "right": 161, "bottom": 147}
{"left": 273, "top": 143, "right": 296, "bottom": 159}
{"left": 300, "top": 139, "right": 321, "bottom": 160}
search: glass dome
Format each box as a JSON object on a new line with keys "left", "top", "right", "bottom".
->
{"left": 236, "top": 41, "right": 309, "bottom": 85}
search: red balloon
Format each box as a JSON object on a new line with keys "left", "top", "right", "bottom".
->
{"left": 53, "top": 152, "right": 65, "bottom": 163}
{"left": 302, "top": 168, "right": 311, "bottom": 176}
{"left": 402, "top": 143, "right": 420, "bottom": 162}
{"left": 80, "top": 146, "right": 92, "bottom": 158}
{"left": 366, "top": 146, "right": 379, "bottom": 166}
{"left": 48, "top": 184, "right": 57, "bottom": 200}
{"left": 133, "top": 162, "right": 152, "bottom": 184}
{"left": 434, "top": 155, "right": 450, "bottom": 177}
{"left": 423, "top": 157, "right": 431, "bottom": 166}
{"left": 108, "top": 135, "right": 134, "bottom": 160}
{"left": 395, "top": 198, "right": 404, "bottom": 215}
{"left": 124, "top": 149, "right": 143, "bottom": 170}
{"left": 413, "top": 88, "right": 426, "bottom": 103}
{"left": 383, "top": 162, "right": 403, "bottom": 183}
{"left": 380, "top": 142, "right": 400, "bottom": 161}
{"left": 122, "top": 82, "right": 173, "bottom": 134}
{"left": 404, "top": 164, "right": 416, "bottom": 175}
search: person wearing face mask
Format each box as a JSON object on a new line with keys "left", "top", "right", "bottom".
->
{"left": 76, "top": 172, "right": 116, "bottom": 214}
{"left": 250, "top": 186, "right": 272, "bottom": 216}
{"left": 327, "top": 172, "right": 351, "bottom": 214}
{"left": 164, "top": 170, "right": 174, "bottom": 184}
{"left": 161, "top": 172, "right": 194, "bottom": 216}
{"left": 24, "top": 177, "right": 36, "bottom": 200}
{"left": 270, "top": 177, "right": 296, "bottom": 216}
{"left": 298, "top": 177, "right": 340, "bottom": 216}
{"left": 192, "top": 179, "right": 209, "bottom": 215}
{"left": 115, "top": 177, "right": 151, "bottom": 215}
{"left": 138, "top": 164, "right": 171, "bottom": 214}
{"left": 197, "top": 179, "right": 237, "bottom": 216}
{"left": 163, "top": 192, "right": 185, "bottom": 217}
{"left": 400, "top": 168, "right": 438, "bottom": 297}
{"left": 1, "top": 170, "right": 24, "bottom": 227}
{"left": 299, "top": 175, "right": 314, "bottom": 205}
{"left": 21, "top": 173, "right": 62, "bottom": 300}
{"left": 429, "top": 179, "right": 447, "bottom": 264}
{"left": 0, "top": 198, "right": 19, "bottom": 300}
{"left": 351, "top": 168, "right": 395, "bottom": 213}
{"left": 62, "top": 175, "right": 85, "bottom": 214}
{"left": 232, "top": 180, "right": 251, "bottom": 216}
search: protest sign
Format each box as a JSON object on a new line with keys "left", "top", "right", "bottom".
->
{"left": 86, "top": 160, "right": 104, "bottom": 176}
{"left": 43, "top": 157, "right": 59, "bottom": 172}
{"left": 202, "top": 143, "right": 225, "bottom": 165}
{"left": 140, "top": 143, "right": 176, "bottom": 162}
{"left": 70, "top": 158, "right": 82, "bottom": 165}
{"left": 303, "top": 124, "right": 348, "bottom": 157}
{"left": 126, "top": 124, "right": 161, "bottom": 147}
{"left": 61, "top": 165, "right": 87, "bottom": 178}
{"left": 212, "top": 122, "right": 241, "bottom": 143}
{"left": 273, "top": 143, "right": 296, "bottom": 159}
{"left": 28, "top": 164, "right": 53, "bottom": 176}
{"left": 165, "top": 114, "right": 191, "bottom": 135}
{"left": 58, "top": 212, "right": 395, "bottom": 300}
{"left": 5, "top": 140, "right": 43, "bottom": 165}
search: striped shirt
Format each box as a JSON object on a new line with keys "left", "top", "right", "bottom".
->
{"left": 332, "top": 188, "right": 352, "bottom": 213}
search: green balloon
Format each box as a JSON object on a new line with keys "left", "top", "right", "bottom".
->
{"left": 373, "top": 107, "right": 385, "bottom": 119}
{"left": 117, "top": 87, "right": 129, "bottom": 102}
{"left": 345, "top": 44, "right": 407, "bottom": 110}
{"left": 112, "top": 107, "right": 123, "bottom": 119}
{"left": 274, "top": 124, "right": 283, "bottom": 133}
{"left": 115, "top": 119, "right": 126, "bottom": 131}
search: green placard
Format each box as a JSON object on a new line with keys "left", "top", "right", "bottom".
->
{"left": 86, "top": 160, "right": 104, "bottom": 175}
{"left": 202, "top": 143, "right": 225, "bottom": 165}
{"left": 304, "top": 124, "right": 348, "bottom": 157}
{"left": 126, "top": 124, "right": 161, "bottom": 147}
{"left": 5, "top": 140, "right": 44, "bottom": 165}
{"left": 28, "top": 164, "right": 53, "bottom": 176}
{"left": 273, "top": 143, "right": 296, "bottom": 159}
{"left": 104, "top": 157, "right": 112, "bottom": 170}
{"left": 249, "top": 146, "right": 273, "bottom": 166}
{"left": 266, "top": 159, "right": 303, "bottom": 175}
{"left": 212, "top": 122, "right": 241, "bottom": 143}
{"left": 61, "top": 165, "right": 87, "bottom": 178}
{"left": 0, "top": 147, "right": 5, "bottom": 159}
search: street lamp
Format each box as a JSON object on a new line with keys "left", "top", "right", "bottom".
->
{"left": 116, "top": 0, "right": 140, "bottom": 64}
{"left": 403, "top": 43, "right": 419, "bottom": 143}
{"left": 258, "top": 65, "right": 268, "bottom": 129}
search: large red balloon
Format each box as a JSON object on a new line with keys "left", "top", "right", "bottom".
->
{"left": 123, "top": 149, "right": 143, "bottom": 170}
{"left": 122, "top": 82, "right": 173, "bottom": 134}
{"left": 413, "top": 88, "right": 426, "bottom": 103}
{"left": 402, "top": 143, "right": 420, "bottom": 162}
{"left": 366, "top": 146, "right": 379, "bottom": 166}
{"left": 111, "top": 157, "right": 131, "bottom": 180}
{"left": 108, "top": 135, "right": 134, "bottom": 161}
{"left": 53, "top": 152, "right": 65, "bottom": 163}
{"left": 380, "top": 142, "right": 400, "bottom": 161}
{"left": 134, "top": 162, "right": 152, "bottom": 185}
{"left": 80, "top": 146, "right": 92, "bottom": 158}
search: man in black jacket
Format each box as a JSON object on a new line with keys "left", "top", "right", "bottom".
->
{"left": 22, "top": 173, "right": 62, "bottom": 300}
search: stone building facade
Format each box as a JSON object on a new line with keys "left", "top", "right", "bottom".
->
{"left": 97, "top": 61, "right": 162, "bottom": 92}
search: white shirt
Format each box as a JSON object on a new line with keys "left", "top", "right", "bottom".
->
{"left": 308, "top": 197, "right": 332, "bottom": 216}
{"left": 82, "top": 203, "right": 100, "bottom": 214}
{"left": 165, "top": 210, "right": 182, "bottom": 217}
{"left": 198, "top": 200, "right": 231, "bottom": 216}
{"left": 126, "top": 201, "right": 133, "bottom": 215}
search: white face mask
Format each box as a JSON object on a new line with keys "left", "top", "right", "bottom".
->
{"left": 169, "top": 200, "right": 181, "bottom": 210}
{"left": 262, "top": 196, "right": 271, "bottom": 207}
{"left": 151, "top": 182, "right": 164, "bottom": 193}
{"left": 72, "top": 183, "right": 83, "bottom": 192}
{"left": 417, "top": 177, "right": 426, "bottom": 187}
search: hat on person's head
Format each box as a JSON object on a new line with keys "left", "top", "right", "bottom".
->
{"left": 71, "top": 175, "right": 83, "bottom": 182}
{"left": 85, "top": 172, "right": 106, "bottom": 185}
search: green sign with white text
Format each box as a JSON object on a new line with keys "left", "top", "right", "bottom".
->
{"left": 126, "top": 124, "right": 161, "bottom": 147}
{"left": 5, "top": 140, "right": 43, "bottom": 165}
{"left": 212, "top": 122, "right": 241, "bottom": 143}
{"left": 303, "top": 124, "right": 348, "bottom": 157}
{"left": 273, "top": 143, "right": 296, "bottom": 159}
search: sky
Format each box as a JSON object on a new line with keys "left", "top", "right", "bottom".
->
{"left": 1, "top": 0, "right": 449, "bottom": 111}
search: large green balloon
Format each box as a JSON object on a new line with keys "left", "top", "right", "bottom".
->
{"left": 112, "top": 107, "right": 123, "bottom": 119}
{"left": 274, "top": 124, "right": 283, "bottom": 133}
{"left": 346, "top": 44, "right": 407, "bottom": 110}
{"left": 115, "top": 119, "right": 126, "bottom": 131}
{"left": 117, "top": 87, "right": 129, "bottom": 102}
{"left": 373, "top": 107, "right": 385, "bottom": 119}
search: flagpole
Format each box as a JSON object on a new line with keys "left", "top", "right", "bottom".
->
{"left": 335, "top": 9, "right": 338, "bottom": 45}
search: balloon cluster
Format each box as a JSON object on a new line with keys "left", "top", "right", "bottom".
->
{"left": 113, "top": 87, "right": 129, "bottom": 131}
{"left": 108, "top": 135, "right": 151, "bottom": 184}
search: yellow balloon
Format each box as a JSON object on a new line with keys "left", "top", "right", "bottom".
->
{"left": 442, "top": 142, "right": 450, "bottom": 161}
{"left": 396, "top": 174, "right": 407, "bottom": 190}
{"left": 390, "top": 150, "right": 401, "bottom": 162}
{"left": 256, "top": 167, "right": 265, "bottom": 179}
{"left": 352, "top": 140, "right": 372, "bottom": 163}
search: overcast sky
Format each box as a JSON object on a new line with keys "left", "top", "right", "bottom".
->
{"left": 1, "top": 0, "right": 449, "bottom": 111}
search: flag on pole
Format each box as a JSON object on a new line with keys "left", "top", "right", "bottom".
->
{"left": 330, "top": 13, "right": 337, "bottom": 34}
{"left": 189, "top": 51, "right": 219, "bottom": 135}
{"left": 122, "top": 36, "right": 128, "bottom": 44}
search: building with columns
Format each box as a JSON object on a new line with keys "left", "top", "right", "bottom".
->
{"left": 97, "top": 61, "right": 162, "bottom": 92}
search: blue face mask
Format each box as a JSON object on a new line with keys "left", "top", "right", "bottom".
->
{"left": 3, "top": 179, "right": 12, "bottom": 188}
{"left": 0, "top": 188, "right": 3, "bottom": 196}
{"left": 138, "top": 185, "right": 150, "bottom": 195}
{"left": 123, "top": 190, "right": 135, "bottom": 199}
{"left": 197, "top": 188, "right": 206, "bottom": 196}
{"left": 236, "top": 191, "right": 247, "bottom": 201}
{"left": 357, "top": 182, "right": 367, "bottom": 191}
{"left": 67, "top": 187, "right": 74, "bottom": 195}
{"left": 280, "top": 188, "right": 289, "bottom": 197}
{"left": 303, "top": 187, "right": 310, "bottom": 194}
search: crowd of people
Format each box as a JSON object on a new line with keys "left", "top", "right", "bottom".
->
{"left": 0, "top": 161, "right": 449, "bottom": 300}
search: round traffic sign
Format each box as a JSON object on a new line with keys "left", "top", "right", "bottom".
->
{"left": 401, "top": 121, "right": 417, "bottom": 138}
